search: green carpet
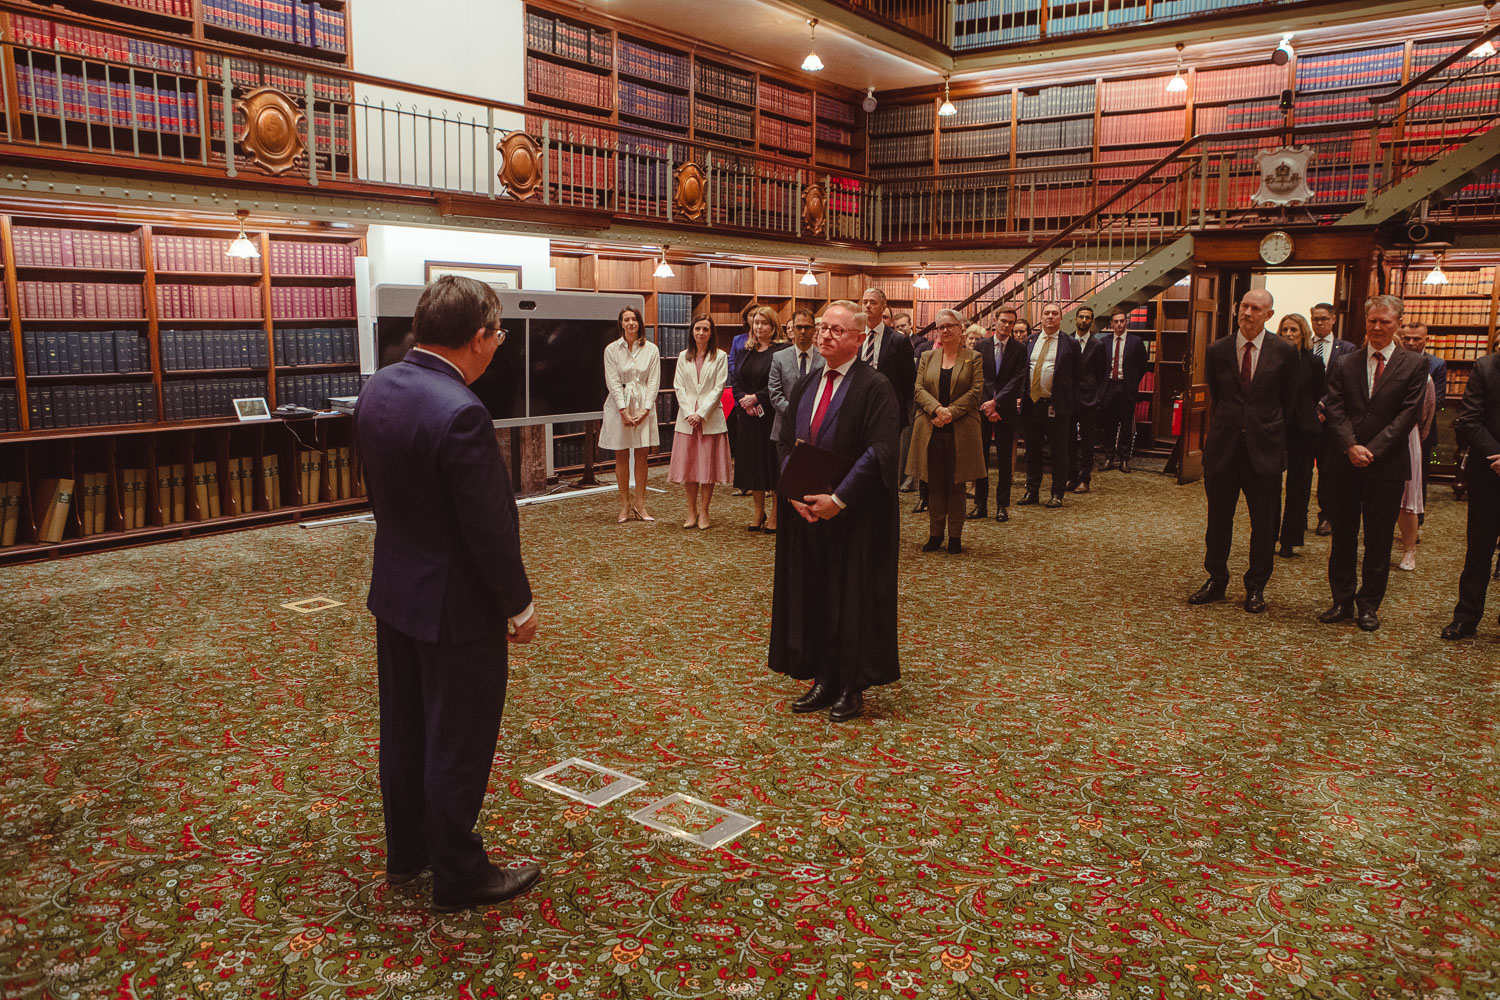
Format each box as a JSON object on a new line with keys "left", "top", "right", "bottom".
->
{"left": 0, "top": 467, "right": 1495, "bottom": 1000}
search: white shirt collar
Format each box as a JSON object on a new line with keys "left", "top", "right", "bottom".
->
{"left": 1236, "top": 328, "right": 1267, "bottom": 352}
{"left": 1368, "top": 341, "right": 1395, "bottom": 361}
{"left": 831, "top": 356, "right": 856, "bottom": 377}
{"left": 409, "top": 346, "right": 465, "bottom": 380}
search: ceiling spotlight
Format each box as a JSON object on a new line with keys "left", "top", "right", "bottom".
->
{"left": 913, "top": 265, "right": 931, "bottom": 291}
{"left": 1273, "top": 33, "right": 1294, "bottom": 66}
{"left": 1472, "top": 1, "right": 1496, "bottom": 58}
{"left": 1166, "top": 42, "right": 1189, "bottom": 93}
{"left": 862, "top": 87, "right": 877, "bottom": 114}
{"left": 1424, "top": 255, "right": 1449, "bottom": 285}
{"left": 653, "top": 245, "right": 675, "bottom": 280}
{"left": 225, "top": 209, "right": 260, "bottom": 259}
{"left": 938, "top": 74, "right": 957, "bottom": 117}
{"left": 801, "top": 19, "right": 824, "bottom": 72}
{"left": 800, "top": 261, "right": 819, "bottom": 287}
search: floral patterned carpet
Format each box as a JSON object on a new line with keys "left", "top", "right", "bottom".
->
{"left": 1, "top": 466, "right": 1496, "bottom": 1000}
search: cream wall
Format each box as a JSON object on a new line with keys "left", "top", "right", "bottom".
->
{"left": 1255, "top": 271, "right": 1338, "bottom": 335}
{"left": 364, "top": 225, "right": 554, "bottom": 292}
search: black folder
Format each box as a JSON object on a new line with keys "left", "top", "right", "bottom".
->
{"left": 776, "top": 441, "right": 854, "bottom": 502}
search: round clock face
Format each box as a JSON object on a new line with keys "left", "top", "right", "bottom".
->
{"left": 1260, "top": 231, "right": 1294, "bottom": 265}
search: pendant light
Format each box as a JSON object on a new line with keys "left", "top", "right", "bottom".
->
{"left": 938, "top": 75, "right": 957, "bottom": 118}
{"left": 801, "top": 19, "right": 824, "bottom": 73}
{"left": 653, "top": 245, "right": 674, "bottom": 280}
{"left": 225, "top": 209, "right": 260, "bottom": 260}
{"left": 1472, "top": 1, "right": 1496, "bottom": 58}
{"left": 1424, "top": 254, "right": 1449, "bottom": 286}
{"left": 913, "top": 264, "right": 931, "bottom": 291}
{"left": 1166, "top": 43, "right": 1188, "bottom": 93}
{"left": 800, "top": 260, "right": 819, "bottom": 287}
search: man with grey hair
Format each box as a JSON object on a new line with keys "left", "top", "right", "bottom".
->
{"left": 1319, "top": 293, "right": 1429, "bottom": 632}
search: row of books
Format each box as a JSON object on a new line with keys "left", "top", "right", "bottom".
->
{"left": 525, "top": 10, "right": 612, "bottom": 70}
{"left": 15, "top": 65, "right": 201, "bottom": 135}
{"left": 527, "top": 56, "right": 613, "bottom": 109}
{"left": 72, "top": 472, "right": 119, "bottom": 536}
{"left": 1020, "top": 84, "right": 1096, "bottom": 120}
{"left": 954, "top": 22, "right": 1042, "bottom": 47}
{"left": 275, "top": 372, "right": 363, "bottom": 409}
{"left": 151, "top": 234, "right": 260, "bottom": 273}
{"left": 10, "top": 17, "right": 194, "bottom": 75}
{"left": 1099, "top": 110, "right": 1182, "bottom": 146}
{"left": 1047, "top": 9, "right": 1107, "bottom": 34}
{"left": 0, "top": 390, "right": 17, "bottom": 433}
{"left": 946, "top": 94, "right": 1012, "bottom": 128}
{"left": 1425, "top": 333, "right": 1493, "bottom": 361}
{"left": 940, "top": 127, "right": 1010, "bottom": 160}
{"left": 816, "top": 121, "right": 853, "bottom": 147}
{"left": 1196, "top": 100, "right": 1283, "bottom": 133}
{"left": 156, "top": 284, "right": 261, "bottom": 320}
{"left": 201, "top": 0, "right": 347, "bottom": 55}
{"left": 0, "top": 341, "right": 11, "bottom": 378}
{"left": 696, "top": 63, "right": 755, "bottom": 107}
{"left": 30, "top": 478, "right": 74, "bottom": 543}
{"left": 20, "top": 281, "right": 145, "bottom": 319}
{"left": 1400, "top": 301, "right": 1495, "bottom": 324}
{"left": 1017, "top": 118, "right": 1093, "bottom": 152}
{"left": 819, "top": 98, "right": 857, "bottom": 127}
{"left": 22, "top": 330, "right": 150, "bottom": 375}
{"left": 870, "top": 103, "right": 935, "bottom": 137}
{"left": 658, "top": 295, "right": 694, "bottom": 326}
{"left": 13, "top": 226, "right": 144, "bottom": 270}
{"left": 870, "top": 134, "right": 933, "bottom": 166}
{"left": 759, "top": 81, "right": 813, "bottom": 123}
{"left": 1395, "top": 266, "right": 1495, "bottom": 295}
{"left": 1195, "top": 64, "right": 1286, "bottom": 103}
{"left": 552, "top": 436, "right": 594, "bottom": 470}
{"left": 88, "top": 0, "right": 190, "bottom": 13}
{"left": 1296, "top": 45, "right": 1404, "bottom": 93}
{"left": 226, "top": 59, "right": 352, "bottom": 104}
{"left": 657, "top": 326, "right": 691, "bottom": 357}
{"left": 274, "top": 327, "right": 359, "bottom": 366}
{"left": 162, "top": 376, "right": 265, "bottom": 420}
{"left": 1101, "top": 76, "right": 1187, "bottom": 113}
{"left": 160, "top": 329, "right": 268, "bottom": 371}
{"left": 694, "top": 99, "right": 753, "bottom": 141}
{"left": 1295, "top": 87, "right": 1389, "bottom": 127}
{"left": 269, "top": 286, "right": 356, "bottom": 318}
{"left": 617, "top": 38, "right": 690, "bottom": 90}
{"left": 954, "top": 0, "right": 1042, "bottom": 21}
{"left": 759, "top": 117, "right": 812, "bottom": 155}
{"left": 27, "top": 383, "right": 157, "bottom": 429}
{"left": 619, "top": 82, "right": 689, "bottom": 128}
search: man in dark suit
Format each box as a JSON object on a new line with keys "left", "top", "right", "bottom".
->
{"left": 1019, "top": 302, "right": 1081, "bottom": 509}
{"left": 1098, "top": 308, "right": 1149, "bottom": 473}
{"left": 1309, "top": 301, "right": 1358, "bottom": 536}
{"left": 1066, "top": 306, "right": 1106, "bottom": 493}
{"left": 899, "top": 310, "right": 929, "bottom": 495}
{"left": 355, "top": 275, "right": 541, "bottom": 913}
{"left": 971, "top": 305, "right": 1029, "bottom": 521}
{"left": 1320, "top": 294, "right": 1430, "bottom": 632}
{"left": 1442, "top": 352, "right": 1500, "bottom": 639}
{"left": 1188, "top": 288, "right": 1299, "bottom": 614}
{"left": 859, "top": 287, "right": 917, "bottom": 430}
{"left": 773, "top": 300, "right": 902, "bottom": 723}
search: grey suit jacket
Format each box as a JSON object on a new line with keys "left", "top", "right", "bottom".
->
{"left": 768, "top": 343, "right": 824, "bottom": 440}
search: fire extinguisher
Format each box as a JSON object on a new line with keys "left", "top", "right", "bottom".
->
{"left": 1171, "top": 395, "right": 1183, "bottom": 436}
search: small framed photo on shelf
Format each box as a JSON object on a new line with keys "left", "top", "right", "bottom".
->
{"left": 233, "top": 397, "right": 272, "bottom": 422}
{"left": 425, "top": 261, "right": 522, "bottom": 289}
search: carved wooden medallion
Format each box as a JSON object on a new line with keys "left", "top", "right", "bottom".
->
{"left": 803, "top": 181, "right": 826, "bottom": 237}
{"left": 675, "top": 162, "right": 706, "bottom": 222}
{"left": 498, "top": 132, "right": 543, "bottom": 201}
{"left": 236, "top": 88, "right": 306, "bottom": 176}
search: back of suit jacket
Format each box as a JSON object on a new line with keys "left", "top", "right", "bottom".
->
{"left": 1324, "top": 344, "right": 1432, "bottom": 481}
{"left": 1458, "top": 353, "right": 1500, "bottom": 486}
{"left": 1203, "top": 331, "right": 1300, "bottom": 477}
{"left": 356, "top": 350, "right": 533, "bottom": 645}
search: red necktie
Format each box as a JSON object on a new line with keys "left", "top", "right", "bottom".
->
{"left": 1112, "top": 336, "right": 1123, "bottom": 379}
{"left": 1372, "top": 351, "right": 1385, "bottom": 388}
{"left": 1241, "top": 342, "right": 1254, "bottom": 390}
{"left": 809, "top": 370, "right": 840, "bottom": 441}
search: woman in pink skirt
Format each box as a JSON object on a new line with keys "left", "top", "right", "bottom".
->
{"left": 1396, "top": 374, "right": 1437, "bottom": 571}
{"left": 669, "top": 316, "right": 732, "bottom": 529}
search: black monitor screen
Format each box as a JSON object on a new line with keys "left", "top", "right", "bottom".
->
{"left": 526, "top": 318, "right": 613, "bottom": 420}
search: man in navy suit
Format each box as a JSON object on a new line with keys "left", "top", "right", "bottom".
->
{"left": 1067, "top": 306, "right": 1108, "bottom": 493}
{"left": 1309, "top": 302, "right": 1358, "bottom": 535}
{"left": 972, "top": 305, "right": 1028, "bottom": 521}
{"left": 1019, "top": 302, "right": 1081, "bottom": 509}
{"left": 1098, "top": 308, "right": 1150, "bottom": 473}
{"left": 355, "top": 275, "right": 540, "bottom": 913}
{"left": 1441, "top": 351, "right": 1500, "bottom": 639}
{"left": 858, "top": 287, "right": 917, "bottom": 430}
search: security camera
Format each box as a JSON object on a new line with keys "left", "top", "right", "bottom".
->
{"left": 862, "top": 87, "right": 877, "bottom": 114}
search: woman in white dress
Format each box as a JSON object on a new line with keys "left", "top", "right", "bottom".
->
{"left": 599, "top": 306, "right": 661, "bottom": 523}
{"left": 1396, "top": 374, "right": 1437, "bottom": 571}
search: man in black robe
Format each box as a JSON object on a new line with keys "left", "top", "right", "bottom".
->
{"left": 770, "top": 300, "right": 901, "bottom": 723}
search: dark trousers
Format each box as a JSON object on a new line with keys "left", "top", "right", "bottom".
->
{"left": 1024, "top": 399, "right": 1070, "bottom": 498}
{"left": 376, "top": 619, "right": 508, "bottom": 890}
{"left": 1203, "top": 440, "right": 1282, "bottom": 592}
{"left": 1098, "top": 383, "right": 1137, "bottom": 463}
{"left": 1315, "top": 437, "right": 1333, "bottom": 525}
{"left": 1325, "top": 475, "right": 1404, "bottom": 611}
{"left": 975, "top": 419, "right": 1016, "bottom": 508}
{"left": 1453, "top": 473, "right": 1500, "bottom": 624}
{"left": 1279, "top": 432, "right": 1318, "bottom": 548}
{"left": 926, "top": 432, "right": 963, "bottom": 539}
{"left": 1070, "top": 403, "right": 1098, "bottom": 484}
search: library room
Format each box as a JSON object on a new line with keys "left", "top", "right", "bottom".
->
{"left": 1, "top": 0, "right": 1498, "bottom": 996}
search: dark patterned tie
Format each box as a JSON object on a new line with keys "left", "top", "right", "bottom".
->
{"left": 1241, "top": 342, "right": 1253, "bottom": 390}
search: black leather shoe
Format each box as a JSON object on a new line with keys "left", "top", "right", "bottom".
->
{"left": 1120, "top": 460, "right": 1132, "bottom": 473}
{"left": 912, "top": 499, "right": 929, "bottom": 513}
{"left": 1016, "top": 492, "right": 1039, "bottom": 506}
{"left": 1315, "top": 520, "right": 1332, "bottom": 537}
{"left": 1187, "top": 581, "right": 1226, "bottom": 605}
{"left": 433, "top": 863, "right": 541, "bottom": 913}
{"left": 1278, "top": 544, "right": 1298, "bottom": 558}
{"left": 994, "top": 508, "right": 1009, "bottom": 522}
{"left": 1104, "top": 460, "right": 1117, "bottom": 471}
{"left": 947, "top": 537, "right": 962, "bottom": 554}
{"left": 1243, "top": 590, "right": 1266, "bottom": 614}
{"left": 1441, "top": 620, "right": 1477, "bottom": 640}
{"left": 1044, "top": 494, "right": 1064, "bottom": 509}
{"left": 792, "top": 683, "right": 838, "bottom": 713}
{"left": 829, "top": 689, "right": 864, "bottom": 723}
{"left": 1072, "top": 481, "right": 1090, "bottom": 494}
{"left": 386, "top": 865, "right": 428, "bottom": 887}
{"left": 1318, "top": 602, "right": 1354, "bottom": 624}
{"left": 966, "top": 506, "right": 987, "bottom": 520}
{"left": 921, "top": 536, "right": 943, "bottom": 552}
{"left": 1356, "top": 609, "right": 1380, "bottom": 632}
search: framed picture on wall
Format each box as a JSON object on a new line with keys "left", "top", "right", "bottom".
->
{"left": 425, "top": 261, "right": 523, "bottom": 289}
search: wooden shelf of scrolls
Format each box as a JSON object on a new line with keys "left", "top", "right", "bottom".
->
{"left": 0, "top": 203, "right": 368, "bottom": 565}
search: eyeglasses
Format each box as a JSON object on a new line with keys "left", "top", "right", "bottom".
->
{"left": 936, "top": 322, "right": 963, "bottom": 332}
{"left": 823, "top": 324, "right": 855, "bottom": 335}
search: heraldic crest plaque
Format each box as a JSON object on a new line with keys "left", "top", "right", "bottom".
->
{"left": 1252, "top": 146, "right": 1315, "bottom": 206}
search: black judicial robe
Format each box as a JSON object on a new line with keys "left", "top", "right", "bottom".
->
{"left": 769, "top": 360, "right": 902, "bottom": 691}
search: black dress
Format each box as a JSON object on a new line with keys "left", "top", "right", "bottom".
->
{"left": 732, "top": 346, "right": 779, "bottom": 491}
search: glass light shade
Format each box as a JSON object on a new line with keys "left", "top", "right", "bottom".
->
{"left": 801, "top": 51, "right": 824, "bottom": 72}
{"left": 913, "top": 274, "right": 931, "bottom": 290}
{"left": 1424, "top": 264, "right": 1449, "bottom": 285}
{"left": 1166, "top": 72, "right": 1188, "bottom": 93}
{"left": 939, "top": 98, "right": 957, "bottom": 116}
{"left": 1473, "top": 39, "right": 1496, "bottom": 58}
{"left": 653, "top": 259, "right": 675, "bottom": 279}
{"left": 226, "top": 233, "right": 260, "bottom": 259}
{"left": 800, "top": 269, "right": 819, "bottom": 286}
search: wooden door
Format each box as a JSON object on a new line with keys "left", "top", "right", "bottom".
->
{"left": 1177, "top": 266, "right": 1220, "bottom": 484}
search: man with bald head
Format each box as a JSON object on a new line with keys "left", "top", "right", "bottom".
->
{"left": 1189, "top": 287, "right": 1300, "bottom": 614}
